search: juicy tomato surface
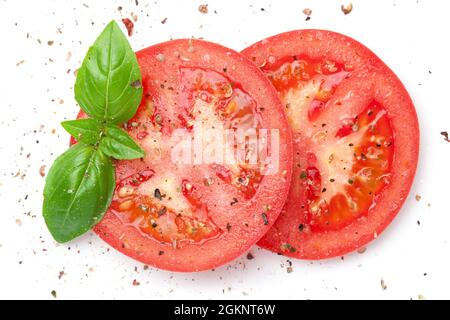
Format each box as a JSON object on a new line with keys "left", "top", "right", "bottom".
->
{"left": 242, "top": 30, "right": 419, "bottom": 259}
{"left": 73, "top": 39, "right": 292, "bottom": 272}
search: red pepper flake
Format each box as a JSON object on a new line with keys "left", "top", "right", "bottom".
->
{"left": 357, "top": 247, "right": 367, "bottom": 254}
{"left": 199, "top": 4, "right": 209, "bottom": 14}
{"left": 415, "top": 194, "right": 422, "bottom": 202}
{"left": 39, "top": 165, "right": 46, "bottom": 177}
{"left": 132, "top": 279, "right": 140, "bottom": 286}
{"left": 121, "top": 18, "right": 134, "bottom": 36}
{"left": 303, "top": 8, "right": 312, "bottom": 21}
{"left": 303, "top": 8, "right": 312, "bottom": 16}
{"left": 341, "top": 3, "right": 353, "bottom": 15}
{"left": 441, "top": 131, "right": 449, "bottom": 142}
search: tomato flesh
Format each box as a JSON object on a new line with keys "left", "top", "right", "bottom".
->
{"left": 306, "top": 102, "right": 393, "bottom": 231}
{"left": 265, "top": 55, "right": 395, "bottom": 232}
{"left": 81, "top": 39, "right": 292, "bottom": 271}
{"left": 242, "top": 30, "right": 419, "bottom": 259}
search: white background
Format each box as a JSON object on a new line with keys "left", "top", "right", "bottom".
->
{"left": 0, "top": 0, "right": 449, "bottom": 300}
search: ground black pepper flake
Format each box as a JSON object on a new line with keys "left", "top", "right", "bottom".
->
{"left": 286, "top": 260, "right": 293, "bottom": 273}
{"left": 51, "top": 290, "right": 57, "bottom": 298}
{"left": 158, "top": 250, "right": 164, "bottom": 256}
{"left": 281, "top": 243, "right": 296, "bottom": 253}
{"left": 230, "top": 198, "right": 238, "bottom": 206}
{"left": 154, "top": 188, "right": 162, "bottom": 200}
{"left": 226, "top": 223, "right": 232, "bottom": 232}
{"left": 261, "top": 212, "right": 269, "bottom": 225}
{"left": 300, "top": 171, "right": 307, "bottom": 180}
{"left": 246, "top": 252, "right": 254, "bottom": 260}
{"left": 381, "top": 279, "right": 387, "bottom": 290}
{"left": 130, "top": 80, "right": 142, "bottom": 88}
{"left": 298, "top": 224, "right": 304, "bottom": 232}
{"left": 158, "top": 206, "right": 167, "bottom": 217}
{"left": 441, "top": 131, "right": 449, "bottom": 142}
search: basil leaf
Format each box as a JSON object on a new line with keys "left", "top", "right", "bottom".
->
{"left": 61, "top": 119, "right": 103, "bottom": 145}
{"left": 74, "top": 20, "right": 143, "bottom": 124}
{"left": 99, "top": 125, "right": 145, "bottom": 160}
{"left": 43, "top": 143, "right": 115, "bottom": 243}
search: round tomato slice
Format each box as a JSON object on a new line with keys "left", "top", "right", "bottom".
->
{"left": 242, "top": 30, "right": 419, "bottom": 259}
{"left": 73, "top": 39, "right": 292, "bottom": 271}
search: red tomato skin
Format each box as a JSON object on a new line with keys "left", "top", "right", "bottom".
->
{"left": 242, "top": 29, "right": 419, "bottom": 260}
{"left": 73, "top": 39, "right": 293, "bottom": 272}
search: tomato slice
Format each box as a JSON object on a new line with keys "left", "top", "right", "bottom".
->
{"left": 73, "top": 39, "right": 292, "bottom": 271}
{"left": 242, "top": 30, "right": 419, "bottom": 259}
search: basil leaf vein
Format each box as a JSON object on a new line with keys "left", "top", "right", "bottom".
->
{"left": 43, "top": 143, "right": 115, "bottom": 243}
{"left": 43, "top": 20, "right": 145, "bottom": 243}
{"left": 61, "top": 119, "right": 103, "bottom": 145}
{"left": 99, "top": 125, "right": 145, "bottom": 160}
{"left": 74, "top": 21, "right": 142, "bottom": 124}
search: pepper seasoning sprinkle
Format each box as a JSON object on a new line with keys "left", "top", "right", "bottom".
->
{"left": 261, "top": 212, "right": 269, "bottom": 225}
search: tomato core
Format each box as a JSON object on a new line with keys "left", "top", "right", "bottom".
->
{"left": 264, "top": 56, "right": 394, "bottom": 232}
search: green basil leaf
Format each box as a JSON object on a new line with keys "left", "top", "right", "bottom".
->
{"left": 99, "top": 125, "right": 145, "bottom": 160}
{"left": 43, "top": 143, "right": 115, "bottom": 243}
{"left": 74, "top": 20, "right": 143, "bottom": 124}
{"left": 61, "top": 119, "right": 103, "bottom": 145}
